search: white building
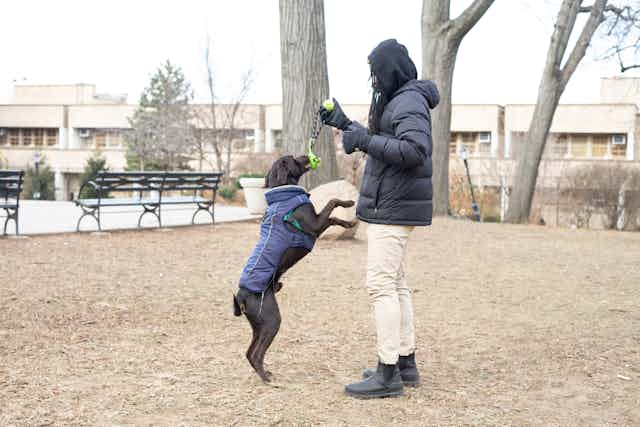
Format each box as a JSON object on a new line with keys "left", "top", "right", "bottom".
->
{"left": 1, "top": 78, "right": 639, "bottom": 202}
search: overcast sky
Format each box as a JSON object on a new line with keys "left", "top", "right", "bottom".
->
{"left": 1, "top": 0, "right": 638, "bottom": 106}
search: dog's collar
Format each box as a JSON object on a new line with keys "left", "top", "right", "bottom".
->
{"left": 265, "top": 185, "right": 308, "bottom": 194}
{"left": 265, "top": 185, "right": 310, "bottom": 205}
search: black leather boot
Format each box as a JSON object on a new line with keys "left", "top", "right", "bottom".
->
{"left": 362, "top": 353, "right": 420, "bottom": 387}
{"left": 345, "top": 361, "right": 404, "bottom": 399}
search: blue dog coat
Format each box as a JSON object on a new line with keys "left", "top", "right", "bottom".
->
{"left": 239, "top": 185, "right": 316, "bottom": 293}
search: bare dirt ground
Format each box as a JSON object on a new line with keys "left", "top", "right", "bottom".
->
{"left": 1, "top": 218, "right": 639, "bottom": 426}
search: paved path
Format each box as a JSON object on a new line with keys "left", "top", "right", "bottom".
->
{"left": 3, "top": 201, "right": 258, "bottom": 235}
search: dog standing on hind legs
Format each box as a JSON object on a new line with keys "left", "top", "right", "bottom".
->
{"left": 233, "top": 154, "right": 356, "bottom": 382}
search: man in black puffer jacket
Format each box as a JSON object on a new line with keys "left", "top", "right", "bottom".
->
{"left": 321, "top": 39, "right": 439, "bottom": 399}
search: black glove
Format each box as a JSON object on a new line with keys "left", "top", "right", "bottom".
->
{"left": 319, "top": 98, "right": 352, "bottom": 130}
{"left": 342, "top": 121, "right": 371, "bottom": 154}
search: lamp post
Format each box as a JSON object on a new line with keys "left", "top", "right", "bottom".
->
{"left": 33, "top": 152, "right": 41, "bottom": 200}
{"left": 460, "top": 144, "right": 480, "bottom": 222}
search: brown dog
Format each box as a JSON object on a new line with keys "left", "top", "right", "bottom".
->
{"left": 233, "top": 155, "right": 356, "bottom": 382}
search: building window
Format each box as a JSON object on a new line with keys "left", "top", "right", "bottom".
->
{"left": 33, "top": 129, "right": 44, "bottom": 146}
{"left": 46, "top": 129, "right": 58, "bottom": 146}
{"left": 545, "top": 133, "right": 628, "bottom": 159}
{"left": 477, "top": 132, "right": 492, "bottom": 155}
{"left": 450, "top": 132, "right": 493, "bottom": 157}
{"left": 2, "top": 128, "right": 58, "bottom": 147}
{"left": 22, "top": 129, "right": 33, "bottom": 146}
{"left": 611, "top": 134, "right": 627, "bottom": 159}
{"left": 550, "top": 133, "right": 569, "bottom": 157}
{"left": 571, "top": 134, "right": 589, "bottom": 157}
{"left": 591, "top": 134, "right": 609, "bottom": 158}
{"left": 9, "top": 129, "right": 19, "bottom": 146}
{"left": 450, "top": 132, "right": 459, "bottom": 156}
{"left": 273, "top": 130, "right": 283, "bottom": 149}
{"left": 107, "top": 131, "right": 123, "bottom": 148}
{"left": 94, "top": 131, "right": 107, "bottom": 149}
{"left": 230, "top": 129, "right": 253, "bottom": 152}
{"left": 0, "top": 130, "right": 6, "bottom": 146}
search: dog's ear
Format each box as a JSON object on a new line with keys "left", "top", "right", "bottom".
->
{"left": 265, "top": 160, "right": 285, "bottom": 188}
{"left": 274, "top": 159, "right": 291, "bottom": 185}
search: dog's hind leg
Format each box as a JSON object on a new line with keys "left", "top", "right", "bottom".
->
{"left": 248, "top": 289, "right": 281, "bottom": 382}
{"left": 246, "top": 320, "right": 260, "bottom": 371}
{"left": 240, "top": 291, "right": 268, "bottom": 380}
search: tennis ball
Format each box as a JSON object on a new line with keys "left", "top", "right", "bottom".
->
{"left": 322, "top": 99, "right": 335, "bottom": 112}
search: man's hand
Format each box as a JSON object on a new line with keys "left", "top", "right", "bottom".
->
{"left": 319, "top": 98, "right": 352, "bottom": 130}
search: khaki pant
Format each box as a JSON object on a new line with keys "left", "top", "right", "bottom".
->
{"left": 366, "top": 223, "right": 415, "bottom": 364}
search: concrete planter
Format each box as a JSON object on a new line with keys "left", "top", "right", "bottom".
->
{"left": 239, "top": 177, "right": 267, "bottom": 214}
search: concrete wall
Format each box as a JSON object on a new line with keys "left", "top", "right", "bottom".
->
{"left": 0, "top": 105, "right": 65, "bottom": 127}
{"left": 505, "top": 104, "right": 638, "bottom": 134}
{"left": 68, "top": 105, "right": 135, "bottom": 128}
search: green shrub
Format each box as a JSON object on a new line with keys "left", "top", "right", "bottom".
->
{"left": 23, "top": 156, "right": 56, "bottom": 200}
{"left": 482, "top": 215, "right": 501, "bottom": 223}
{"left": 219, "top": 186, "right": 237, "bottom": 200}
{"left": 79, "top": 153, "right": 109, "bottom": 199}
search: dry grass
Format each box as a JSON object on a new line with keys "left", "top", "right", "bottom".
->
{"left": 1, "top": 218, "right": 639, "bottom": 425}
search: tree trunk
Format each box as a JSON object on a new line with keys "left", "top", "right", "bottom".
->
{"left": 423, "top": 35, "right": 459, "bottom": 215}
{"left": 504, "top": 0, "right": 607, "bottom": 223}
{"left": 504, "top": 77, "right": 562, "bottom": 223}
{"left": 279, "top": 0, "right": 338, "bottom": 189}
{"left": 421, "top": 0, "right": 494, "bottom": 216}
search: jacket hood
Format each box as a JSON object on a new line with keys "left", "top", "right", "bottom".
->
{"left": 395, "top": 79, "right": 440, "bottom": 109}
{"left": 265, "top": 185, "right": 309, "bottom": 205}
{"left": 368, "top": 39, "right": 417, "bottom": 99}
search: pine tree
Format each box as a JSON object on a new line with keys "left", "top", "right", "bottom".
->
{"left": 79, "top": 153, "right": 109, "bottom": 198}
{"left": 125, "top": 60, "right": 195, "bottom": 171}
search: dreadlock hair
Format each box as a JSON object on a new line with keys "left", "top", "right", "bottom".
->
{"left": 368, "top": 72, "right": 387, "bottom": 134}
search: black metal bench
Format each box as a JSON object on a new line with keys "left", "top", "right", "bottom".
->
{"left": 75, "top": 171, "right": 224, "bottom": 232}
{"left": 0, "top": 170, "right": 25, "bottom": 236}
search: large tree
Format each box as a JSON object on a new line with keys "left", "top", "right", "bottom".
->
{"left": 126, "top": 60, "right": 195, "bottom": 171}
{"left": 422, "top": 0, "right": 495, "bottom": 216}
{"left": 279, "top": 0, "right": 338, "bottom": 189}
{"left": 505, "top": 1, "right": 640, "bottom": 223}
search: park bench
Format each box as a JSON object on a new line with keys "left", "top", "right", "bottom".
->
{"left": 75, "top": 171, "right": 224, "bottom": 232}
{"left": 0, "top": 170, "right": 25, "bottom": 236}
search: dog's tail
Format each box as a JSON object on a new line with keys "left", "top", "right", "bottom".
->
{"left": 233, "top": 292, "right": 244, "bottom": 317}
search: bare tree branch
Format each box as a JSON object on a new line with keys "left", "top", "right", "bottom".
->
{"left": 561, "top": 0, "right": 608, "bottom": 88}
{"left": 546, "top": 0, "right": 583, "bottom": 72}
{"left": 591, "top": 2, "right": 640, "bottom": 73}
{"left": 580, "top": 4, "right": 628, "bottom": 15}
{"left": 450, "top": 0, "right": 495, "bottom": 41}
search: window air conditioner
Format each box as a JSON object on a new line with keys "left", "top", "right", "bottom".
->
{"left": 78, "top": 129, "right": 92, "bottom": 138}
{"left": 611, "top": 134, "right": 627, "bottom": 145}
{"left": 479, "top": 132, "right": 492, "bottom": 144}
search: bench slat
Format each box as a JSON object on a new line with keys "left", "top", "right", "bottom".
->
{"left": 76, "top": 195, "right": 209, "bottom": 208}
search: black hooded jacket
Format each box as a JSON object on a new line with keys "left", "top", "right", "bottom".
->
{"left": 356, "top": 39, "right": 440, "bottom": 226}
